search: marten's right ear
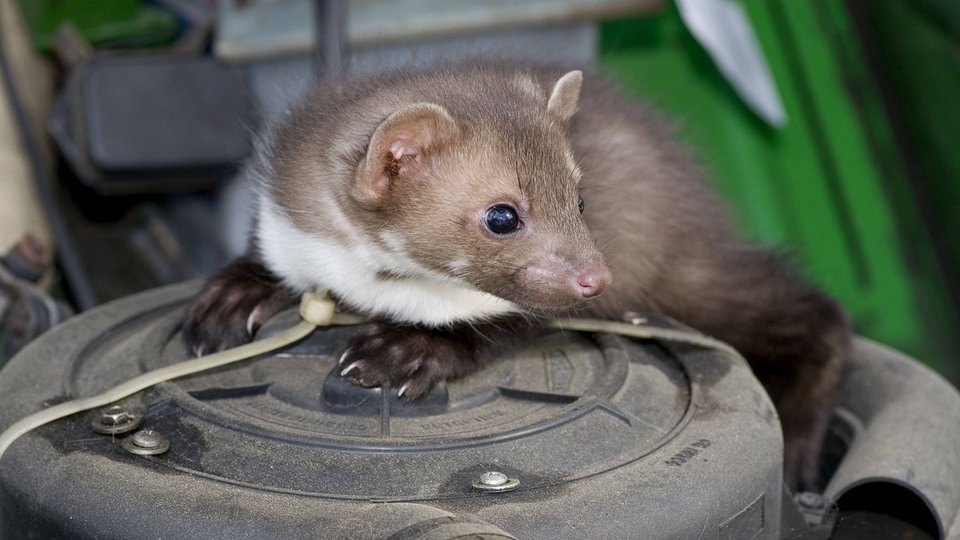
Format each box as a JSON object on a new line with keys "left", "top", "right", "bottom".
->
{"left": 355, "top": 103, "right": 459, "bottom": 206}
{"left": 547, "top": 70, "right": 582, "bottom": 123}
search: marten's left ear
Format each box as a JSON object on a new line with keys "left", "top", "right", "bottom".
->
{"left": 547, "top": 70, "right": 582, "bottom": 123}
{"left": 355, "top": 102, "right": 459, "bottom": 206}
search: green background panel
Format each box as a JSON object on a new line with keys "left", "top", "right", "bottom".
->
{"left": 598, "top": 1, "right": 960, "bottom": 380}
{"left": 15, "top": 0, "right": 177, "bottom": 51}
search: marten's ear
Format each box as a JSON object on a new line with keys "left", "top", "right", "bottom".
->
{"left": 355, "top": 103, "right": 459, "bottom": 206}
{"left": 547, "top": 70, "right": 582, "bottom": 123}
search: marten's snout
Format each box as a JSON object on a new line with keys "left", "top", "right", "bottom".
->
{"left": 575, "top": 262, "right": 612, "bottom": 298}
{"left": 512, "top": 253, "right": 611, "bottom": 311}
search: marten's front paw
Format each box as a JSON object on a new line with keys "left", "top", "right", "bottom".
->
{"left": 182, "top": 257, "right": 294, "bottom": 356}
{"left": 338, "top": 322, "right": 470, "bottom": 398}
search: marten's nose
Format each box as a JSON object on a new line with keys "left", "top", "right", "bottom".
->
{"left": 575, "top": 263, "right": 612, "bottom": 298}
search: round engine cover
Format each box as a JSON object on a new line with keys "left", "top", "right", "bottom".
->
{"left": 0, "top": 283, "right": 783, "bottom": 539}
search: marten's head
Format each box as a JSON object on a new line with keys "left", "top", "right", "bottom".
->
{"left": 347, "top": 69, "right": 611, "bottom": 315}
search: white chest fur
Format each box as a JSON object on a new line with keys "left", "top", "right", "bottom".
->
{"left": 256, "top": 196, "right": 521, "bottom": 326}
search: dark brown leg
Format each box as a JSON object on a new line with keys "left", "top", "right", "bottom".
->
{"left": 182, "top": 254, "right": 295, "bottom": 355}
{"left": 339, "top": 316, "right": 541, "bottom": 398}
{"left": 671, "top": 248, "right": 850, "bottom": 491}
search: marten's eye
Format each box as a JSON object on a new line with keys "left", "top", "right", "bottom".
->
{"left": 577, "top": 196, "right": 585, "bottom": 214}
{"left": 485, "top": 204, "right": 520, "bottom": 235}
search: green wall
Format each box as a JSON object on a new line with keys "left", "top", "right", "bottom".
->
{"left": 598, "top": 1, "right": 960, "bottom": 379}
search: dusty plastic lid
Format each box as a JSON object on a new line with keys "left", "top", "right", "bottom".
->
{"left": 0, "top": 282, "right": 783, "bottom": 538}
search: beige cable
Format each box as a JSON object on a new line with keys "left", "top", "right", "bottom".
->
{"left": 0, "top": 293, "right": 738, "bottom": 461}
{"left": 0, "top": 291, "right": 343, "bottom": 459}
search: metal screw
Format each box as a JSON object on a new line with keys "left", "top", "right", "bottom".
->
{"left": 472, "top": 471, "right": 520, "bottom": 493}
{"left": 122, "top": 429, "right": 170, "bottom": 456}
{"left": 91, "top": 405, "right": 142, "bottom": 435}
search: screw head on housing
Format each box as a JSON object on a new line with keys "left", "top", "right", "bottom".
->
{"left": 91, "top": 405, "right": 142, "bottom": 435}
{"left": 472, "top": 471, "right": 520, "bottom": 493}
{"left": 122, "top": 429, "right": 170, "bottom": 456}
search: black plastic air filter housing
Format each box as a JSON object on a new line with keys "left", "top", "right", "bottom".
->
{"left": 1, "top": 283, "right": 959, "bottom": 539}
{"left": 0, "top": 283, "right": 783, "bottom": 539}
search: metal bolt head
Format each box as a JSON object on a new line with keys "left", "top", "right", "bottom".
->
{"left": 102, "top": 406, "right": 129, "bottom": 425}
{"left": 91, "top": 405, "right": 142, "bottom": 435}
{"left": 122, "top": 429, "right": 170, "bottom": 456}
{"left": 478, "top": 471, "right": 508, "bottom": 486}
{"left": 472, "top": 471, "right": 520, "bottom": 493}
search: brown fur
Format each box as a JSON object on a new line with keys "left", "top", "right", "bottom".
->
{"left": 184, "top": 62, "right": 849, "bottom": 491}
{"left": 262, "top": 65, "right": 608, "bottom": 311}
